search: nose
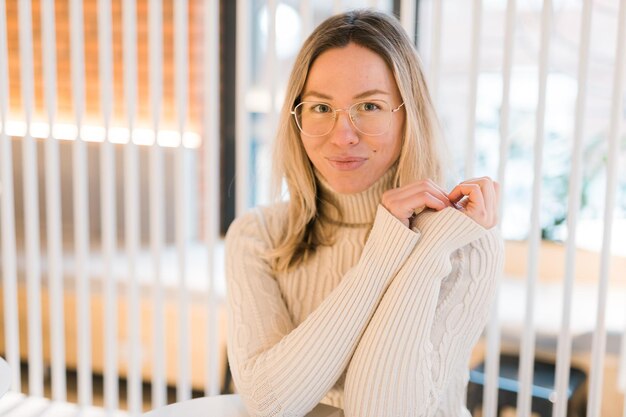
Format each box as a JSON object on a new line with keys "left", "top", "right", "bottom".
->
{"left": 329, "top": 110, "right": 359, "bottom": 146}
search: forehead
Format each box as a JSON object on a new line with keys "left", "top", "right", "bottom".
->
{"left": 303, "top": 43, "right": 399, "bottom": 99}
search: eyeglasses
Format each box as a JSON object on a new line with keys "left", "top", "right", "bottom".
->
{"left": 290, "top": 99, "right": 405, "bottom": 137}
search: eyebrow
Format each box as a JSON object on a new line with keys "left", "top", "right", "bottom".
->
{"left": 302, "top": 89, "right": 391, "bottom": 101}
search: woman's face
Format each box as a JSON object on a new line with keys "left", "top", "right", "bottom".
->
{"left": 299, "top": 43, "right": 405, "bottom": 194}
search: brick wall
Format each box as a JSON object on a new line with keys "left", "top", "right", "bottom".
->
{"left": 5, "top": 0, "right": 204, "bottom": 132}
{"left": 4, "top": 0, "right": 216, "bottom": 239}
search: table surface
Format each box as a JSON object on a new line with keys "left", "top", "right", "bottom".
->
{"left": 498, "top": 277, "right": 626, "bottom": 354}
{"left": 0, "top": 357, "right": 10, "bottom": 399}
{"left": 142, "top": 395, "right": 344, "bottom": 417}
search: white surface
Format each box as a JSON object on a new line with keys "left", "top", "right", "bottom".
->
{"left": 498, "top": 277, "right": 626, "bottom": 353}
{"left": 0, "top": 391, "right": 128, "bottom": 417}
{"left": 12, "top": 241, "right": 227, "bottom": 299}
{"left": 142, "top": 395, "right": 344, "bottom": 417}
{"left": 0, "top": 357, "right": 10, "bottom": 398}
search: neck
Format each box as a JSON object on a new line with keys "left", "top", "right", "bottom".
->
{"left": 316, "top": 167, "right": 396, "bottom": 227}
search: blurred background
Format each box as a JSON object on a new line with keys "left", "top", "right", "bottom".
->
{"left": 0, "top": 0, "right": 625, "bottom": 416}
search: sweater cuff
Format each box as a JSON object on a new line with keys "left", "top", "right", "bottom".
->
{"left": 413, "top": 207, "right": 489, "bottom": 253}
{"left": 362, "top": 205, "right": 421, "bottom": 258}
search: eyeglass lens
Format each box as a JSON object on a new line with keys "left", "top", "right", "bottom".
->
{"left": 295, "top": 100, "right": 394, "bottom": 136}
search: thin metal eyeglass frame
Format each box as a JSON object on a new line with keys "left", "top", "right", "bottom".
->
{"left": 290, "top": 100, "right": 405, "bottom": 137}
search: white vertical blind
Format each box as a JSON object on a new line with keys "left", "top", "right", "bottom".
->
{"left": 464, "top": 0, "right": 481, "bottom": 178}
{"left": 122, "top": 0, "right": 142, "bottom": 413}
{"left": 333, "top": 0, "right": 342, "bottom": 14}
{"left": 496, "top": 0, "right": 516, "bottom": 219}
{"left": 427, "top": 0, "right": 442, "bottom": 104}
{"left": 41, "top": 0, "right": 67, "bottom": 403}
{"left": 483, "top": 0, "right": 517, "bottom": 414}
{"left": 204, "top": 0, "right": 221, "bottom": 396}
{"left": 149, "top": 0, "right": 166, "bottom": 408}
{"left": 69, "top": 0, "right": 93, "bottom": 406}
{"left": 587, "top": 1, "right": 626, "bottom": 415}
{"left": 236, "top": 0, "right": 251, "bottom": 215}
{"left": 18, "top": 0, "right": 44, "bottom": 398}
{"left": 97, "top": 0, "right": 118, "bottom": 411}
{"left": 517, "top": 1, "right": 552, "bottom": 416}
{"left": 400, "top": 0, "right": 416, "bottom": 44}
{"left": 552, "top": 2, "right": 592, "bottom": 417}
{"left": 265, "top": 0, "right": 277, "bottom": 205}
{"left": 299, "top": 1, "right": 313, "bottom": 37}
{"left": 0, "top": 0, "right": 21, "bottom": 394}
{"left": 175, "top": 0, "right": 191, "bottom": 402}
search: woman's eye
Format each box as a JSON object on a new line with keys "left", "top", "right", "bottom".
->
{"left": 358, "top": 102, "right": 381, "bottom": 112}
{"left": 311, "top": 103, "right": 332, "bottom": 113}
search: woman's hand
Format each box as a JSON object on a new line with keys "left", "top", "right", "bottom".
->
{"left": 381, "top": 179, "right": 454, "bottom": 228}
{"left": 448, "top": 177, "right": 500, "bottom": 229}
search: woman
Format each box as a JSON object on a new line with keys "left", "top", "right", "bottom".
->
{"left": 225, "top": 9, "right": 503, "bottom": 417}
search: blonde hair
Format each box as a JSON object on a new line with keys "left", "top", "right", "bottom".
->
{"left": 270, "top": 9, "right": 443, "bottom": 273}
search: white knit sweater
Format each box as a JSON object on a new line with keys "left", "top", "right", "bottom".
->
{"left": 225, "top": 168, "right": 504, "bottom": 417}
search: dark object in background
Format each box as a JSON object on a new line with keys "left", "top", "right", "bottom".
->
{"left": 467, "top": 354, "right": 587, "bottom": 417}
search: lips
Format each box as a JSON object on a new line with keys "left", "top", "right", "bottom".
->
{"left": 327, "top": 156, "right": 367, "bottom": 171}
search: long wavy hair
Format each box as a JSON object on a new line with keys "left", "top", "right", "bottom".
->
{"left": 269, "top": 9, "right": 443, "bottom": 273}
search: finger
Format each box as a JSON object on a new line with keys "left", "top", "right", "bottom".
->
{"left": 388, "top": 180, "right": 453, "bottom": 207}
{"left": 474, "top": 178, "right": 497, "bottom": 216}
{"left": 383, "top": 191, "right": 450, "bottom": 222}
{"left": 391, "top": 191, "right": 450, "bottom": 214}
{"left": 449, "top": 178, "right": 501, "bottom": 228}
{"left": 448, "top": 183, "right": 485, "bottom": 208}
{"left": 404, "top": 192, "right": 449, "bottom": 212}
{"left": 452, "top": 178, "right": 497, "bottom": 211}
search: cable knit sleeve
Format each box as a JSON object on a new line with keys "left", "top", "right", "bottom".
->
{"left": 431, "top": 230, "right": 503, "bottom": 416}
{"left": 225, "top": 205, "right": 420, "bottom": 417}
{"left": 344, "top": 207, "right": 504, "bottom": 417}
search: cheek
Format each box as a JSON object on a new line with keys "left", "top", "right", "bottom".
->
{"left": 301, "top": 139, "right": 314, "bottom": 157}
{"left": 302, "top": 139, "right": 323, "bottom": 165}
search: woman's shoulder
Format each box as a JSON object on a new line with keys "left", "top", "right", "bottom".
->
{"left": 225, "top": 202, "right": 290, "bottom": 247}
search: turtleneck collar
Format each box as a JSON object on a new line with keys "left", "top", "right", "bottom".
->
{"left": 316, "top": 166, "right": 397, "bottom": 227}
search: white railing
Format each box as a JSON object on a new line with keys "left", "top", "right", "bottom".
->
{"left": 1, "top": 1, "right": 626, "bottom": 417}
